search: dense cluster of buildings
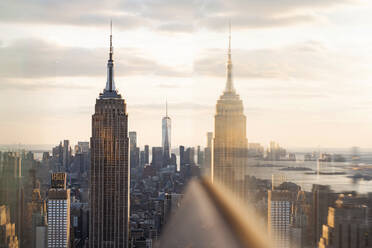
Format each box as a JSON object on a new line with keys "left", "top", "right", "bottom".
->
{"left": 1, "top": 24, "right": 372, "bottom": 248}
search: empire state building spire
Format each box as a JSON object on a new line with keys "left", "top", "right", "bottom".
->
{"left": 225, "top": 21, "right": 235, "bottom": 93}
{"left": 105, "top": 20, "right": 116, "bottom": 92}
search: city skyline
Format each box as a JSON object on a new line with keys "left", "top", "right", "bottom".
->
{"left": 2, "top": 1, "right": 372, "bottom": 148}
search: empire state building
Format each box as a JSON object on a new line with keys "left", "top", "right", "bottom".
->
{"left": 90, "top": 23, "right": 129, "bottom": 248}
{"left": 212, "top": 25, "right": 248, "bottom": 199}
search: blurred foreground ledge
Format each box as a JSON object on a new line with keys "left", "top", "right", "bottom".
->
{"left": 155, "top": 178, "right": 270, "bottom": 248}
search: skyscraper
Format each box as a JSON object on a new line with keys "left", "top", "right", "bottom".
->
{"left": 129, "top": 132, "right": 137, "bottom": 149}
{"left": 162, "top": 101, "right": 171, "bottom": 165}
{"left": 0, "top": 152, "right": 24, "bottom": 244}
{"left": 151, "top": 147, "right": 163, "bottom": 169}
{"left": 212, "top": 23, "right": 248, "bottom": 198}
{"left": 47, "top": 173, "right": 70, "bottom": 248}
{"left": 318, "top": 195, "right": 370, "bottom": 248}
{"left": 312, "top": 185, "right": 336, "bottom": 245}
{"left": 268, "top": 190, "right": 293, "bottom": 248}
{"left": 144, "top": 145, "right": 149, "bottom": 165}
{"left": 207, "top": 132, "right": 213, "bottom": 148}
{"left": 203, "top": 132, "right": 213, "bottom": 177}
{"left": 0, "top": 205, "right": 19, "bottom": 248}
{"left": 179, "top": 146, "right": 185, "bottom": 169}
{"left": 62, "top": 140, "right": 70, "bottom": 171}
{"left": 90, "top": 23, "right": 129, "bottom": 248}
{"left": 129, "top": 132, "right": 139, "bottom": 169}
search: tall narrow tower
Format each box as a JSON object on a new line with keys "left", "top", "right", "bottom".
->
{"left": 90, "top": 22, "right": 129, "bottom": 248}
{"left": 212, "top": 23, "right": 248, "bottom": 199}
{"left": 162, "top": 100, "right": 171, "bottom": 166}
{"left": 47, "top": 173, "right": 70, "bottom": 248}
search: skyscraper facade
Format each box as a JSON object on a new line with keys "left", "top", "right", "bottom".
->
{"left": 162, "top": 102, "right": 171, "bottom": 165}
{"left": 129, "top": 132, "right": 137, "bottom": 149}
{"left": 62, "top": 140, "right": 70, "bottom": 171}
{"left": 129, "top": 132, "right": 139, "bottom": 169}
{"left": 144, "top": 145, "right": 149, "bottom": 165}
{"left": 212, "top": 25, "right": 248, "bottom": 199}
{"left": 90, "top": 24, "right": 129, "bottom": 248}
{"left": 268, "top": 190, "right": 292, "bottom": 248}
{"left": 0, "top": 205, "right": 19, "bottom": 248}
{"left": 203, "top": 132, "right": 213, "bottom": 177}
{"left": 47, "top": 173, "right": 70, "bottom": 248}
{"left": 0, "top": 152, "right": 24, "bottom": 244}
{"left": 318, "top": 195, "right": 370, "bottom": 248}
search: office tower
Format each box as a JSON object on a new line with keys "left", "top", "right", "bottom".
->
{"left": 144, "top": 145, "right": 149, "bottom": 165}
{"left": 76, "top": 142, "right": 89, "bottom": 154}
{"left": 73, "top": 152, "right": 90, "bottom": 176}
{"left": 185, "top": 147, "right": 195, "bottom": 165}
{"left": 197, "top": 146, "right": 204, "bottom": 166}
{"left": 52, "top": 142, "right": 63, "bottom": 165}
{"left": 170, "top": 153, "right": 177, "bottom": 166}
{"left": 42, "top": 152, "right": 51, "bottom": 162}
{"left": 129, "top": 132, "right": 140, "bottom": 169}
{"left": 203, "top": 132, "right": 213, "bottom": 177}
{"left": 212, "top": 24, "right": 248, "bottom": 198}
{"left": 151, "top": 147, "right": 163, "bottom": 169}
{"left": 318, "top": 195, "right": 370, "bottom": 248}
{"left": 179, "top": 146, "right": 185, "bottom": 168}
{"left": 0, "top": 205, "right": 19, "bottom": 248}
{"left": 62, "top": 140, "right": 71, "bottom": 170}
{"left": 162, "top": 101, "right": 171, "bottom": 164}
{"left": 90, "top": 23, "right": 129, "bottom": 248}
{"left": 247, "top": 143, "right": 264, "bottom": 158}
{"left": 268, "top": 190, "right": 293, "bottom": 248}
{"left": 70, "top": 203, "right": 89, "bottom": 245}
{"left": 207, "top": 132, "right": 213, "bottom": 149}
{"left": 140, "top": 151, "right": 145, "bottom": 167}
{"left": 0, "top": 152, "right": 24, "bottom": 244}
{"left": 47, "top": 173, "right": 70, "bottom": 248}
{"left": 129, "top": 132, "right": 137, "bottom": 148}
{"left": 25, "top": 182, "right": 47, "bottom": 248}
{"left": 290, "top": 191, "right": 312, "bottom": 248}
{"left": 312, "top": 185, "right": 336, "bottom": 245}
{"left": 266, "top": 141, "right": 286, "bottom": 161}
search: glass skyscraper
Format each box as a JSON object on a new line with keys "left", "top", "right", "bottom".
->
{"left": 162, "top": 102, "right": 171, "bottom": 164}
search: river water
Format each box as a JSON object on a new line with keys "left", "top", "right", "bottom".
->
{"left": 246, "top": 159, "right": 372, "bottom": 194}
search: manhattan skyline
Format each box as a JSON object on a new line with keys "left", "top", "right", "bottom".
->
{"left": 2, "top": 1, "right": 372, "bottom": 148}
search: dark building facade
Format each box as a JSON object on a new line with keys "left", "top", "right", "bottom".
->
{"left": 318, "top": 195, "right": 370, "bottom": 248}
{"left": 89, "top": 24, "right": 129, "bottom": 248}
{"left": 144, "top": 145, "right": 149, "bottom": 165}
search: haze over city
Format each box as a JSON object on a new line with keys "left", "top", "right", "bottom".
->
{"left": 1, "top": 0, "right": 372, "bottom": 148}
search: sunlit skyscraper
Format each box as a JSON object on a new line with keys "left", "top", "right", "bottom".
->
{"left": 212, "top": 24, "right": 248, "bottom": 199}
{"left": 268, "top": 190, "right": 292, "bottom": 248}
{"left": 89, "top": 23, "right": 129, "bottom": 248}
{"left": 47, "top": 173, "right": 70, "bottom": 248}
{"left": 162, "top": 101, "right": 171, "bottom": 165}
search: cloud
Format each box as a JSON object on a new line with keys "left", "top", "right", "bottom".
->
{"left": 0, "top": 78, "right": 91, "bottom": 91}
{"left": 194, "top": 40, "right": 363, "bottom": 81}
{"left": 0, "top": 39, "right": 189, "bottom": 78}
{"left": 0, "top": 0, "right": 358, "bottom": 32}
{"left": 130, "top": 102, "right": 213, "bottom": 112}
{"left": 156, "top": 83, "right": 180, "bottom": 89}
{"left": 0, "top": 0, "right": 144, "bottom": 30}
{"left": 200, "top": 15, "right": 315, "bottom": 31}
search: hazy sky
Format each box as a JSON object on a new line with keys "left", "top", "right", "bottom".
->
{"left": 1, "top": 0, "right": 372, "bottom": 149}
